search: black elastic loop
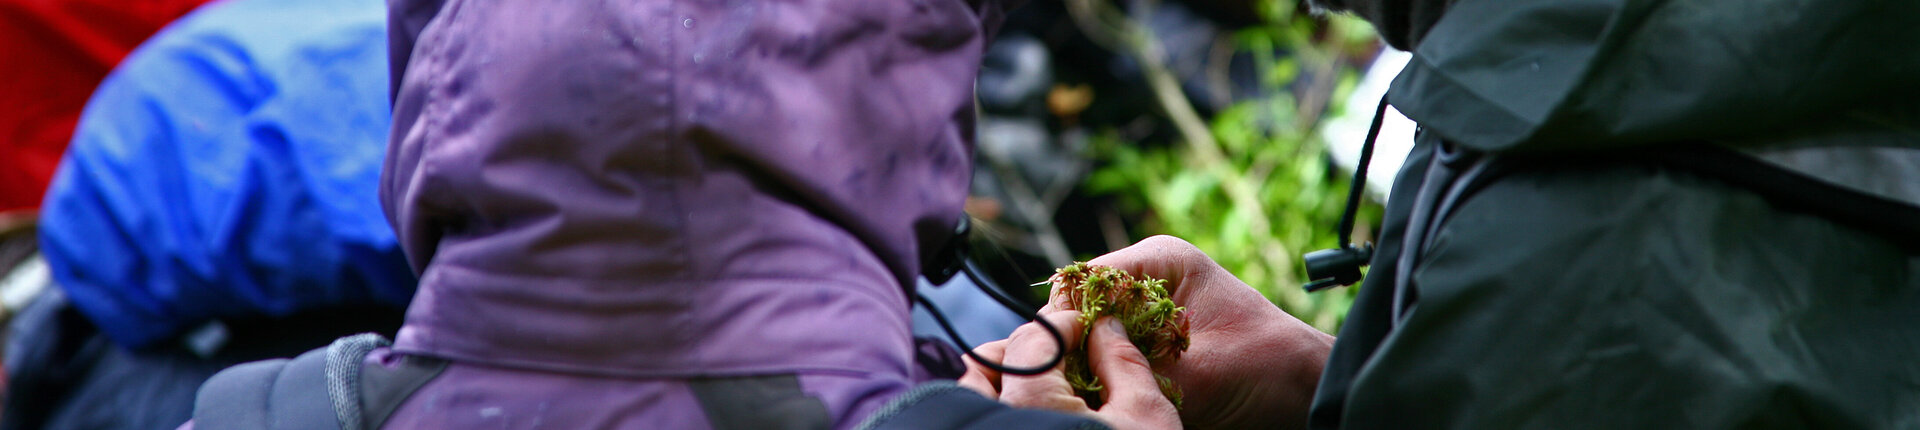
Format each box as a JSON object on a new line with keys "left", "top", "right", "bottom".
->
{"left": 916, "top": 216, "right": 1067, "bottom": 376}
{"left": 1303, "top": 94, "right": 1389, "bottom": 292}
{"left": 915, "top": 291, "right": 1066, "bottom": 376}
{"left": 1337, "top": 93, "right": 1391, "bottom": 247}
{"left": 962, "top": 260, "right": 1039, "bottom": 316}
{"left": 918, "top": 213, "right": 1067, "bottom": 375}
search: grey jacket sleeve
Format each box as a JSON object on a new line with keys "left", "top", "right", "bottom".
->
{"left": 857, "top": 382, "right": 1110, "bottom": 430}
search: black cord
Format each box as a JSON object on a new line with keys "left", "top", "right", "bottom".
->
{"left": 1338, "top": 94, "right": 1392, "bottom": 246}
{"left": 916, "top": 289, "right": 1066, "bottom": 376}
{"left": 963, "top": 259, "right": 1040, "bottom": 315}
{"left": 1303, "top": 94, "right": 1389, "bottom": 292}
{"left": 917, "top": 217, "right": 1067, "bottom": 376}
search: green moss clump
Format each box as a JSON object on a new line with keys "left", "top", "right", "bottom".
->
{"left": 1047, "top": 261, "right": 1190, "bottom": 409}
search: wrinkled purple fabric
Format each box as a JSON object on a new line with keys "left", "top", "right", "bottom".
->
{"left": 380, "top": 0, "right": 1012, "bottom": 427}
{"left": 369, "top": 348, "right": 912, "bottom": 428}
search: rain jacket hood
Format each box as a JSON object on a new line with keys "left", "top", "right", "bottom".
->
{"left": 1307, "top": 0, "right": 1451, "bottom": 51}
{"left": 1328, "top": 0, "right": 1920, "bottom": 155}
{"left": 381, "top": 0, "right": 1012, "bottom": 380}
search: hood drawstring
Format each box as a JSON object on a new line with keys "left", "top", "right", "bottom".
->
{"left": 1303, "top": 94, "right": 1389, "bottom": 292}
{"left": 919, "top": 218, "right": 1066, "bottom": 376}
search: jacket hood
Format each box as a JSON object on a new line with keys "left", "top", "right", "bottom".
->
{"left": 1381, "top": 0, "right": 1920, "bottom": 153}
{"left": 1308, "top": 0, "right": 1452, "bottom": 51}
{"left": 382, "top": 0, "right": 1008, "bottom": 377}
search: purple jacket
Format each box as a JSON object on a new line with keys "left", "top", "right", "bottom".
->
{"left": 379, "top": 0, "right": 1013, "bottom": 427}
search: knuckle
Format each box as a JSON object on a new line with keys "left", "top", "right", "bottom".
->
{"left": 1106, "top": 344, "right": 1150, "bottom": 368}
{"left": 974, "top": 338, "right": 1008, "bottom": 355}
{"left": 1138, "top": 235, "right": 1186, "bottom": 250}
{"left": 1005, "top": 323, "right": 1065, "bottom": 361}
{"left": 1140, "top": 234, "right": 1179, "bottom": 244}
{"left": 1007, "top": 321, "right": 1045, "bottom": 343}
{"left": 1046, "top": 309, "right": 1081, "bottom": 326}
{"left": 1095, "top": 331, "right": 1148, "bottom": 365}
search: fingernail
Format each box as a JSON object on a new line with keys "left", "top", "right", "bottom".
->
{"left": 1102, "top": 318, "right": 1125, "bottom": 337}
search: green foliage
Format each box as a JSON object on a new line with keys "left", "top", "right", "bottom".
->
{"left": 1083, "top": 6, "right": 1382, "bottom": 333}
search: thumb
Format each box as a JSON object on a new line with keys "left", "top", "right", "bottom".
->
{"left": 1088, "top": 317, "right": 1178, "bottom": 423}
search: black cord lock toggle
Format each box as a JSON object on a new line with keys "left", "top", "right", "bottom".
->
{"left": 917, "top": 216, "right": 1067, "bottom": 376}
{"left": 923, "top": 217, "right": 972, "bottom": 286}
{"left": 1303, "top": 243, "right": 1372, "bottom": 292}
{"left": 1303, "top": 94, "right": 1392, "bottom": 293}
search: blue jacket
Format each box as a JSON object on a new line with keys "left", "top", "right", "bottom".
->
{"left": 38, "top": 0, "right": 412, "bottom": 349}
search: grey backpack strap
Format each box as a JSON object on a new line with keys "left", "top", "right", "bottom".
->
{"left": 194, "top": 345, "right": 338, "bottom": 429}
{"left": 324, "top": 333, "right": 385, "bottom": 430}
{"left": 193, "top": 333, "right": 446, "bottom": 430}
{"left": 349, "top": 335, "right": 446, "bottom": 429}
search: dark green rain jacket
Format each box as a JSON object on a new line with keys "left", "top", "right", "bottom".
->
{"left": 1308, "top": 0, "right": 1920, "bottom": 428}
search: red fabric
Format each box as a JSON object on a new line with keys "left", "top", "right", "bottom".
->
{"left": 0, "top": 0, "right": 209, "bottom": 213}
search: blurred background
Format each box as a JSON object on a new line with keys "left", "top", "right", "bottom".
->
{"left": 962, "top": 0, "right": 1390, "bottom": 333}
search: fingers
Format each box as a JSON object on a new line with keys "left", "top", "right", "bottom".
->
{"left": 983, "top": 311, "right": 1182, "bottom": 429}
{"left": 1085, "top": 235, "right": 1280, "bottom": 330}
{"left": 1003, "top": 310, "right": 1083, "bottom": 369}
{"left": 1086, "top": 235, "right": 1220, "bottom": 296}
{"left": 959, "top": 339, "right": 1007, "bottom": 398}
{"left": 1000, "top": 309, "right": 1082, "bottom": 373}
{"left": 1087, "top": 317, "right": 1183, "bottom": 429}
{"left": 1054, "top": 235, "right": 1204, "bottom": 307}
{"left": 997, "top": 310, "right": 1092, "bottom": 413}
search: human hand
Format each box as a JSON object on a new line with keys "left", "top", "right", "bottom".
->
{"left": 959, "top": 310, "right": 1182, "bottom": 430}
{"left": 1085, "top": 235, "right": 1333, "bottom": 429}
{"left": 962, "top": 235, "right": 1333, "bottom": 429}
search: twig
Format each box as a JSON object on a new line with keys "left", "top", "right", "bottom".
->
{"left": 989, "top": 156, "right": 1076, "bottom": 266}
{"left": 1064, "top": 0, "right": 1298, "bottom": 282}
